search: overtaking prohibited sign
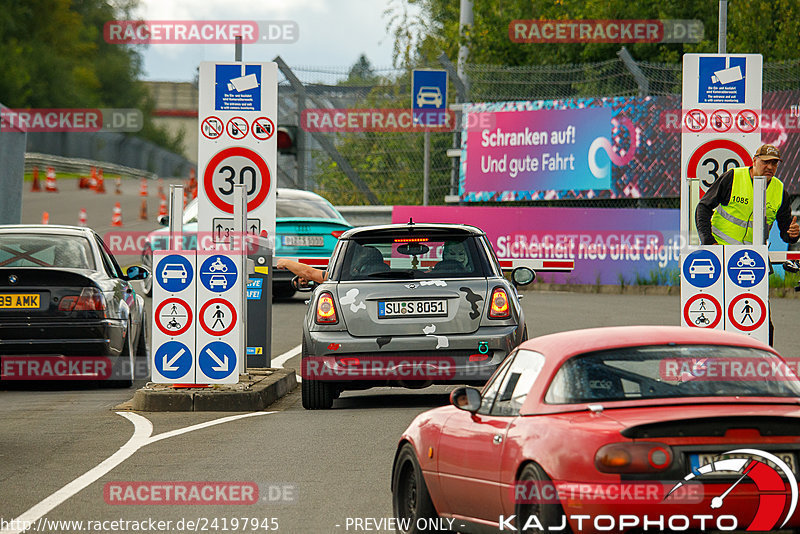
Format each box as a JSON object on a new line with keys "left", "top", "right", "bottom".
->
{"left": 203, "top": 146, "right": 271, "bottom": 213}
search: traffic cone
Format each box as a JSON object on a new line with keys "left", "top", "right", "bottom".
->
{"left": 78, "top": 208, "right": 87, "bottom": 227}
{"left": 89, "top": 167, "right": 97, "bottom": 190}
{"left": 111, "top": 202, "right": 123, "bottom": 227}
{"left": 41, "top": 211, "right": 49, "bottom": 224}
{"left": 158, "top": 194, "right": 168, "bottom": 217}
{"left": 96, "top": 169, "right": 106, "bottom": 194}
{"left": 31, "top": 167, "right": 41, "bottom": 192}
{"left": 183, "top": 187, "right": 188, "bottom": 207}
{"left": 45, "top": 167, "right": 58, "bottom": 192}
{"left": 139, "top": 198, "right": 148, "bottom": 220}
{"left": 157, "top": 178, "right": 164, "bottom": 197}
{"left": 139, "top": 178, "right": 148, "bottom": 196}
{"left": 115, "top": 177, "right": 122, "bottom": 195}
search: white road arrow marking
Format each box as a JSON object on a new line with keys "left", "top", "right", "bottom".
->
{"left": 162, "top": 348, "right": 185, "bottom": 371}
{"left": 206, "top": 348, "right": 228, "bottom": 372}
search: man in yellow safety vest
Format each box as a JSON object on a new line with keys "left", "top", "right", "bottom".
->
{"left": 695, "top": 144, "right": 799, "bottom": 345}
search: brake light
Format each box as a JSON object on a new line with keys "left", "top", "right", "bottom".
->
{"left": 488, "top": 287, "right": 510, "bottom": 319}
{"left": 58, "top": 288, "right": 107, "bottom": 316}
{"left": 331, "top": 231, "right": 345, "bottom": 238}
{"left": 315, "top": 292, "right": 338, "bottom": 324}
{"left": 595, "top": 443, "right": 673, "bottom": 473}
{"left": 393, "top": 237, "right": 428, "bottom": 242}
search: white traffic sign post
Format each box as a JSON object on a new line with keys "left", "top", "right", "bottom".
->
{"left": 198, "top": 61, "right": 277, "bottom": 370}
{"left": 151, "top": 186, "right": 197, "bottom": 383}
{"left": 679, "top": 53, "right": 770, "bottom": 344}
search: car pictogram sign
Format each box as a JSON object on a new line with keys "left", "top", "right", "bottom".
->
{"left": 199, "top": 298, "right": 238, "bottom": 336}
{"left": 203, "top": 146, "right": 272, "bottom": 213}
{"left": 201, "top": 116, "right": 224, "bottom": 139}
{"left": 156, "top": 254, "right": 194, "bottom": 293}
{"left": 155, "top": 297, "right": 192, "bottom": 336}
{"left": 683, "top": 293, "right": 722, "bottom": 329}
{"left": 199, "top": 254, "right": 238, "bottom": 292}
{"left": 682, "top": 249, "right": 722, "bottom": 288}
{"left": 727, "top": 293, "right": 766, "bottom": 332}
{"left": 727, "top": 249, "right": 767, "bottom": 288}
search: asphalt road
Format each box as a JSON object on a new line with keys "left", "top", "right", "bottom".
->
{"left": 2, "top": 181, "right": 799, "bottom": 533}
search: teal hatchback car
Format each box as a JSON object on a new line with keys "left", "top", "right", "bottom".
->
{"left": 140, "top": 188, "right": 352, "bottom": 298}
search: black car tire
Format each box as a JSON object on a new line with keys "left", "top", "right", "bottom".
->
{"left": 300, "top": 337, "right": 334, "bottom": 409}
{"left": 514, "top": 463, "right": 571, "bottom": 533}
{"left": 109, "top": 319, "right": 135, "bottom": 388}
{"left": 392, "top": 443, "right": 449, "bottom": 534}
{"left": 141, "top": 247, "right": 153, "bottom": 297}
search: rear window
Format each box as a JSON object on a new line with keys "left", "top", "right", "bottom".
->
{"left": 276, "top": 198, "right": 343, "bottom": 220}
{"left": 545, "top": 345, "right": 800, "bottom": 404}
{"left": 337, "top": 235, "right": 488, "bottom": 281}
{"left": 0, "top": 234, "right": 94, "bottom": 270}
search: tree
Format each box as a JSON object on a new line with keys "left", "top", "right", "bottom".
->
{"left": 345, "top": 54, "right": 378, "bottom": 85}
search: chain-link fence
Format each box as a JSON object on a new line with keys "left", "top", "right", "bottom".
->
{"left": 278, "top": 56, "right": 800, "bottom": 208}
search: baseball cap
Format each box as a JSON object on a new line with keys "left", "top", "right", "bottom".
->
{"left": 753, "top": 144, "right": 782, "bottom": 161}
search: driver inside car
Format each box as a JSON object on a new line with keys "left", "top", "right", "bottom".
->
{"left": 432, "top": 240, "right": 469, "bottom": 273}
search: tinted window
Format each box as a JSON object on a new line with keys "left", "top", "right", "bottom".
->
{"left": 545, "top": 345, "right": 800, "bottom": 404}
{"left": 490, "top": 350, "right": 546, "bottom": 416}
{"left": 338, "top": 235, "right": 487, "bottom": 281}
{"left": 276, "top": 198, "right": 343, "bottom": 220}
{"left": 0, "top": 234, "right": 93, "bottom": 270}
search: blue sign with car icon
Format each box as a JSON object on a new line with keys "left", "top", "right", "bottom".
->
{"left": 683, "top": 249, "right": 722, "bottom": 288}
{"left": 727, "top": 249, "right": 766, "bottom": 287}
{"left": 156, "top": 254, "right": 194, "bottom": 292}
{"left": 199, "top": 254, "right": 238, "bottom": 292}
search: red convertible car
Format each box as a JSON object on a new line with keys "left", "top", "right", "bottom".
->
{"left": 392, "top": 326, "right": 800, "bottom": 533}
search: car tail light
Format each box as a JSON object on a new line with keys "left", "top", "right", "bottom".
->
{"left": 488, "top": 287, "right": 510, "bottom": 319}
{"left": 58, "top": 288, "right": 107, "bottom": 316}
{"left": 331, "top": 231, "right": 345, "bottom": 238}
{"left": 315, "top": 292, "right": 338, "bottom": 324}
{"left": 595, "top": 442, "right": 673, "bottom": 473}
{"left": 394, "top": 237, "right": 428, "bottom": 242}
{"left": 338, "top": 357, "right": 360, "bottom": 366}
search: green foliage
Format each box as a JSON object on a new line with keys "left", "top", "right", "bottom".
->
{"left": 0, "top": 0, "right": 183, "bottom": 154}
{"left": 635, "top": 268, "right": 680, "bottom": 286}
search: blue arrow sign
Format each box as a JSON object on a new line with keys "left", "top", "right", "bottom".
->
{"left": 199, "top": 254, "right": 238, "bottom": 292}
{"left": 156, "top": 254, "right": 193, "bottom": 292}
{"left": 198, "top": 341, "right": 237, "bottom": 380}
{"left": 683, "top": 249, "right": 722, "bottom": 288}
{"left": 154, "top": 341, "right": 193, "bottom": 380}
{"left": 727, "top": 249, "right": 766, "bottom": 288}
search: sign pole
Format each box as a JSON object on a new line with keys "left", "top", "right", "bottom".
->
{"left": 423, "top": 131, "right": 430, "bottom": 206}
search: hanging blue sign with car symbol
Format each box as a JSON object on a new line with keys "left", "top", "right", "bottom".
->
{"left": 682, "top": 249, "right": 721, "bottom": 288}
{"left": 156, "top": 254, "right": 194, "bottom": 292}
{"left": 199, "top": 254, "right": 238, "bottom": 292}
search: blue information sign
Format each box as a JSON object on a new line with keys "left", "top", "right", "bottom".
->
{"left": 156, "top": 254, "right": 194, "bottom": 292}
{"left": 215, "top": 64, "right": 261, "bottom": 111}
{"left": 412, "top": 69, "right": 448, "bottom": 126}
{"left": 198, "top": 341, "right": 237, "bottom": 380}
{"left": 727, "top": 249, "right": 766, "bottom": 288}
{"left": 698, "top": 56, "right": 747, "bottom": 104}
{"left": 199, "top": 254, "right": 238, "bottom": 292}
{"left": 683, "top": 249, "right": 722, "bottom": 288}
{"left": 154, "top": 341, "right": 193, "bottom": 380}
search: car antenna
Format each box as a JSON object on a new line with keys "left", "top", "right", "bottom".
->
{"left": 408, "top": 218, "right": 414, "bottom": 226}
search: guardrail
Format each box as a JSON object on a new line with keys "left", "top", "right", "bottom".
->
{"left": 24, "top": 152, "right": 159, "bottom": 180}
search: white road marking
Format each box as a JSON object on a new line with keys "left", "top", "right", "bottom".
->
{"left": 272, "top": 344, "right": 302, "bottom": 382}
{"left": 1, "top": 411, "right": 274, "bottom": 534}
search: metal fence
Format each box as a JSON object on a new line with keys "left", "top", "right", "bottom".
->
{"left": 278, "top": 56, "right": 800, "bottom": 208}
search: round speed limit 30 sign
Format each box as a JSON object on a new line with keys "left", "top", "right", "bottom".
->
{"left": 203, "top": 146, "right": 272, "bottom": 213}
{"left": 687, "top": 139, "right": 753, "bottom": 193}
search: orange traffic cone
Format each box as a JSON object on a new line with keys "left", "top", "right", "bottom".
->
{"left": 111, "top": 202, "right": 123, "bottom": 227}
{"left": 158, "top": 194, "right": 168, "bottom": 217}
{"left": 96, "top": 169, "right": 106, "bottom": 194}
{"left": 89, "top": 167, "right": 97, "bottom": 190}
{"left": 139, "top": 198, "right": 148, "bottom": 220}
{"left": 183, "top": 188, "right": 188, "bottom": 207}
{"left": 41, "top": 211, "right": 50, "bottom": 224}
{"left": 78, "top": 208, "right": 87, "bottom": 227}
{"left": 115, "top": 177, "right": 122, "bottom": 195}
{"left": 139, "top": 178, "right": 148, "bottom": 197}
{"left": 45, "top": 167, "right": 58, "bottom": 192}
{"left": 157, "top": 178, "right": 164, "bottom": 197}
{"left": 31, "top": 167, "right": 41, "bottom": 192}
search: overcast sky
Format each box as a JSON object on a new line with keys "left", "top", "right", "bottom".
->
{"left": 134, "top": 0, "right": 418, "bottom": 82}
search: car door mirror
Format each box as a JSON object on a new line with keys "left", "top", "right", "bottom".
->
{"left": 450, "top": 386, "right": 481, "bottom": 412}
{"left": 291, "top": 275, "right": 318, "bottom": 292}
{"left": 158, "top": 215, "right": 169, "bottom": 226}
{"left": 124, "top": 265, "right": 150, "bottom": 281}
{"left": 512, "top": 267, "right": 536, "bottom": 287}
